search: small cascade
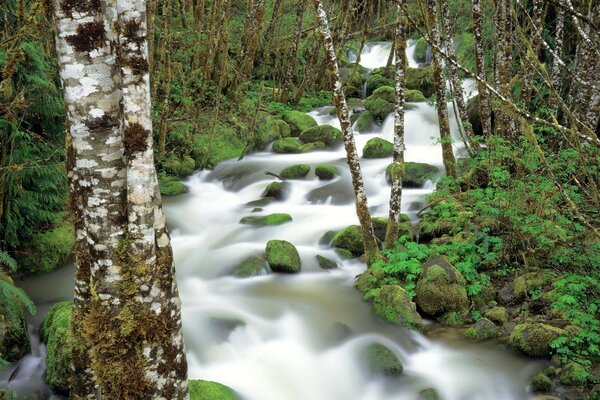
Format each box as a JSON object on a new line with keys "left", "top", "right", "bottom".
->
{"left": 361, "top": 81, "right": 368, "bottom": 99}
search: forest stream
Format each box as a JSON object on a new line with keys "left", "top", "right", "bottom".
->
{"left": 3, "top": 42, "right": 543, "bottom": 400}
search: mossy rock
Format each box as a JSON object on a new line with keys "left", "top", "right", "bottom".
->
{"left": 299, "top": 124, "right": 342, "bottom": 146}
{"left": 472, "top": 284, "right": 497, "bottom": 309}
{"left": 342, "top": 68, "right": 366, "bottom": 97}
{"left": 464, "top": 318, "right": 500, "bottom": 341}
{"left": 334, "top": 247, "right": 355, "bottom": 259}
{"left": 363, "top": 96, "right": 394, "bottom": 121}
{"left": 406, "top": 66, "right": 434, "bottom": 97}
{"left": 299, "top": 141, "right": 328, "bottom": 152}
{"left": 331, "top": 225, "right": 364, "bottom": 256}
{"left": 263, "top": 181, "right": 289, "bottom": 200}
{"left": 274, "top": 118, "right": 291, "bottom": 138}
{"left": 363, "top": 138, "right": 393, "bottom": 159}
{"left": 560, "top": 362, "right": 589, "bottom": 386}
{"left": 272, "top": 137, "right": 303, "bottom": 154}
{"left": 240, "top": 213, "right": 292, "bottom": 227}
{"left": 282, "top": 111, "right": 317, "bottom": 137}
{"left": 414, "top": 37, "right": 428, "bottom": 63}
{"left": 316, "top": 255, "right": 338, "bottom": 270}
{"left": 158, "top": 175, "right": 187, "bottom": 197}
{"left": 531, "top": 373, "right": 553, "bottom": 393}
{"left": 254, "top": 113, "right": 283, "bottom": 148}
{"left": 280, "top": 164, "right": 311, "bottom": 179}
{"left": 356, "top": 110, "right": 375, "bottom": 131}
{"left": 189, "top": 380, "right": 238, "bottom": 400}
{"left": 162, "top": 155, "right": 196, "bottom": 178}
{"left": 405, "top": 89, "right": 426, "bottom": 102}
{"left": 418, "top": 218, "right": 455, "bottom": 243}
{"left": 418, "top": 388, "right": 440, "bottom": 400}
{"left": 509, "top": 323, "right": 565, "bottom": 357}
{"left": 315, "top": 164, "right": 338, "bottom": 180}
{"left": 370, "top": 216, "right": 413, "bottom": 242}
{"left": 439, "top": 310, "right": 467, "bottom": 327}
{"left": 0, "top": 281, "right": 30, "bottom": 362}
{"left": 265, "top": 240, "right": 301, "bottom": 273}
{"left": 232, "top": 256, "right": 267, "bottom": 278}
{"left": 364, "top": 343, "right": 403, "bottom": 377}
{"left": 415, "top": 258, "right": 468, "bottom": 316}
{"left": 355, "top": 268, "right": 385, "bottom": 293}
{"left": 386, "top": 162, "right": 438, "bottom": 188}
{"left": 513, "top": 270, "right": 556, "bottom": 299}
{"left": 371, "top": 86, "right": 395, "bottom": 103}
{"left": 19, "top": 213, "right": 75, "bottom": 274}
{"left": 364, "top": 285, "right": 424, "bottom": 330}
{"left": 484, "top": 307, "right": 508, "bottom": 325}
{"left": 41, "top": 302, "right": 72, "bottom": 394}
{"left": 366, "top": 74, "right": 394, "bottom": 94}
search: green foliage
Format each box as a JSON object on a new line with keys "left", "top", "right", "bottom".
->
{"left": 189, "top": 380, "right": 238, "bottom": 400}
{"left": 0, "top": 252, "right": 35, "bottom": 320}
{"left": 40, "top": 302, "right": 73, "bottom": 394}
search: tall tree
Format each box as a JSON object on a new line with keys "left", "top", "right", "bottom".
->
{"left": 384, "top": 0, "right": 408, "bottom": 249}
{"left": 51, "top": 0, "right": 189, "bottom": 398}
{"left": 470, "top": 0, "right": 492, "bottom": 137}
{"left": 313, "top": 0, "right": 381, "bottom": 264}
{"left": 280, "top": 0, "right": 306, "bottom": 103}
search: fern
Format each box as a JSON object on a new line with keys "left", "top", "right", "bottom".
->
{"left": 0, "top": 251, "right": 17, "bottom": 272}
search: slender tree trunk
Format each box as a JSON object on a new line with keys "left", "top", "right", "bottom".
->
{"left": 471, "top": 0, "right": 492, "bottom": 137}
{"left": 194, "top": 0, "right": 205, "bottom": 32}
{"left": 494, "top": 0, "right": 518, "bottom": 137}
{"left": 551, "top": 6, "right": 565, "bottom": 92}
{"left": 312, "top": 0, "right": 381, "bottom": 265}
{"left": 384, "top": 1, "right": 407, "bottom": 249}
{"left": 237, "top": 0, "right": 266, "bottom": 91}
{"left": 427, "top": 0, "right": 456, "bottom": 178}
{"left": 280, "top": 0, "right": 306, "bottom": 103}
{"left": 520, "top": 0, "right": 543, "bottom": 104}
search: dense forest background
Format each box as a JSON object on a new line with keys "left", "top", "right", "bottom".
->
{"left": 0, "top": 0, "right": 598, "bottom": 398}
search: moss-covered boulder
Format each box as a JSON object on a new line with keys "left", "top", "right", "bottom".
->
{"left": 232, "top": 256, "right": 267, "bottom": 278}
{"left": 356, "top": 110, "right": 375, "bottom": 131}
{"left": 282, "top": 111, "right": 317, "bottom": 137}
{"left": 364, "top": 285, "right": 424, "bottom": 329}
{"left": 513, "top": 270, "right": 556, "bottom": 299}
{"left": 371, "top": 86, "right": 395, "bottom": 103}
{"left": 363, "top": 138, "right": 393, "bottom": 159}
{"left": 0, "top": 279, "right": 30, "bottom": 362}
{"left": 189, "top": 380, "right": 238, "bottom": 400}
{"left": 272, "top": 137, "right": 303, "bottom": 154}
{"left": 418, "top": 388, "right": 440, "bottom": 400}
{"left": 414, "top": 38, "right": 428, "bottom": 63}
{"left": 415, "top": 258, "right": 468, "bottom": 316}
{"left": 406, "top": 66, "right": 434, "bottom": 97}
{"left": 366, "top": 74, "right": 394, "bottom": 94}
{"left": 364, "top": 343, "right": 403, "bottom": 377}
{"left": 265, "top": 240, "right": 301, "bottom": 273}
{"left": 386, "top": 162, "right": 438, "bottom": 188}
{"left": 531, "top": 373, "right": 553, "bottom": 393}
{"left": 364, "top": 96, "right": 394, "bottom": 121}
{"left": 274, "top": 118, "right": 291, "bottom": 138}
{"left": 331, "top": 225, "right": 364, "bottom": 256}
{"left": 560, "top": 362, "right": 589, "bottom": 386}
{"left": 509, "top": 323, "right": 565, "bottom": 357}
{"left": 299, "top": 141, "right": 328, "bottom": 152}
{"left": 315, "top": 164, "right": 338, "bottom": 180}
{"left": 334, "top": 248, "right": 355, "bottom": 259}
{"left": 254, "top": 113, "right": 283, "bottom": 149}
{"left": 280, "top": 164, "right": 311, "bottom": 179}
{"left": 158, "top": 175, "right": 187, "bottom": 197}
{"left": 20, "top": 213, "right": 75, "bottom": 274}
{"left": 484, "top": 307, "right": 508, "bottom": 325}
{"left": 162, "top": 155, "right": 196, "bottom": 178}
{"left": 355, "top": 268, "right": 385, "bottom": 293}
{"left": 263, "top": 181, "right": 289, "bottom": 200}
{"left": 316, "top": 255, "right": 338, "bottom": 270}
{"left": 405, "top": 89, "right": 426, "bottom": 102}
{"left": 299, "top": 124, "right": 342, "bottom": 146}
{"left": 240, "top": 213, "right": 292, "bottom": 226}
{"left": 41, "top": 302, "right": 72, "bottom": 394}
{"left": 464, "top": 318, "right": 500, "bottom": 341}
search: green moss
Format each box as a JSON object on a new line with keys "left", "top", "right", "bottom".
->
{"left": 367, "top": 286, "right": 424, "bottom": 330}
{"left": 265, "top": 240, "right": 301, "bottom": 273}
{"left": 513, "top": 270, "right": 555, "bottom": 299}
{"left": 356, "top": 110, "right": 375, "bottom": 132}
{"left": 509, "top": 323, "right": 565, "bottom": 357}
{"left": 370, "top": 216, "right": 413, "bottom": 242}
{"left": 560, "top": 362, "right": 589, "bottom": 386}
{"left": 415, "top": 259, "right": 468, "bottom": 316}
{"left": 418, "top": 388, "right": 440, "bottom": 400}
{"left": 405, "top": 89, "right": 426, "bottom": 102}
{"left": 299, "top": 141, "right": 328, "bottom": 152}
{"left": 299, "top": 124, "right": 342, "bottom": 146}
{"left": 316, "top": 255, "right": 338, "bottom": 269}
{"left": 484, "top": 307, "right": 508, "bottom": 324}
{"left": 364, "top": 343, "right": 403, "bottom": 377}
{"left": 343, "top": 68, "right": 366, "bottom": 97}
{"left": 263, "top": 181, "right": 288, "bottom": 200}
{"left": 363, "top": 97, "right": 394, "bottom": 121}
{"left": 371, "top": 86, "right": 395, "bottom": 103}
{"left": 192, "top": 126, "right": 246, "bottom": 168}
{"left": 315, "top": 164, "right": 338, "bottom": 180}
{"left": 414, "top": 37, "right": 428, "bottom": 63}
{"left": 0, "top": 284, "right": 30, "bottom": 362}
{"left": 280, "top": 164, "right": 311, "bottom": 179}
{"left": 355, "top": 268, "right": 385, "bottom": 293}
{"left": 158, "top": 175, "right": 187, "bottom": 197}
{"left": 240, "top": 213, "right": 293, "bottom": 226}
{"left": 464, "top": 318, "right": 500, "bottom": 341}
{"left": 282, "top": 111, "right": 317, "bottom": 136}
{"left": 189, "top": 380, "right": 238, "bottom": 400}
{"left": 363, "top": 138, "right": 394, "bottom": 159}
{"left": 386, "top": 162, "right": 438, "bottom": 188}
{"left": 366, "top": 74, "right": 394, "bottom": 94}
{"left": 232, "top": 256, "right": 266, "bottom": 278}
{"left": 334, "top": 248, "right": 355, "bottom": 259}
{"left": 20, "top": 213, "right": 75, "bottom": 274}
{"left": 272, "top": 137, "right": 303, "bottom": 154}
{"left": 162, "top": 155, "right": 196, "bottom": 178}
{"left": 439, "top": 311, "right": 466, "bottom": 327}
{"left": 254, "top": 113, "right": 282, "bottom": 148}
{"left": 274, "top": 118, "right": 291, "bottom": 138}
{"left": 406, "top": 66, "right": 434, "bottom": 97}
{"left": 332, "top": 225, "right": 364, "bottom": 256}
{"left": 531, "top": 373, "right": 553, "bottom": 392}
{"left": 41, "top": 302, "right": 73, "bottom": 394}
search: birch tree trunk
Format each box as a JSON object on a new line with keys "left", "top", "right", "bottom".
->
{"left": 384, "top": 1, "right": 407, "bottom": 249}
{"left": 280, "top": 0, "right": 306, "bottom": 103}
{"left": 427, "top": 0, "right": 456, "bottom": 179}
{"left": 53, "top": 0, "right": 189, "bottom": 398}
{"left": 471, "top": 0, "right": 492, "bottom": 137}
{"left": 551, "top": 7, "right": 565, "bottom": 92}
{"left": 312, "top": 0, "right": 381, "bottom": 265}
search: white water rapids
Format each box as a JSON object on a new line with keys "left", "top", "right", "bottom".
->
{"left": 2, "top": 43, "right": 541, "bottom": 399}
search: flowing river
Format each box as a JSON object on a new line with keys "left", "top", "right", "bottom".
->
{"left": 2, "top": 43, "right": 542, "bottom": 400}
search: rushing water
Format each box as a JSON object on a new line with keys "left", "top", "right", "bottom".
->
{"left": 2, "top": 43, "right": 542, "bottom": 399}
